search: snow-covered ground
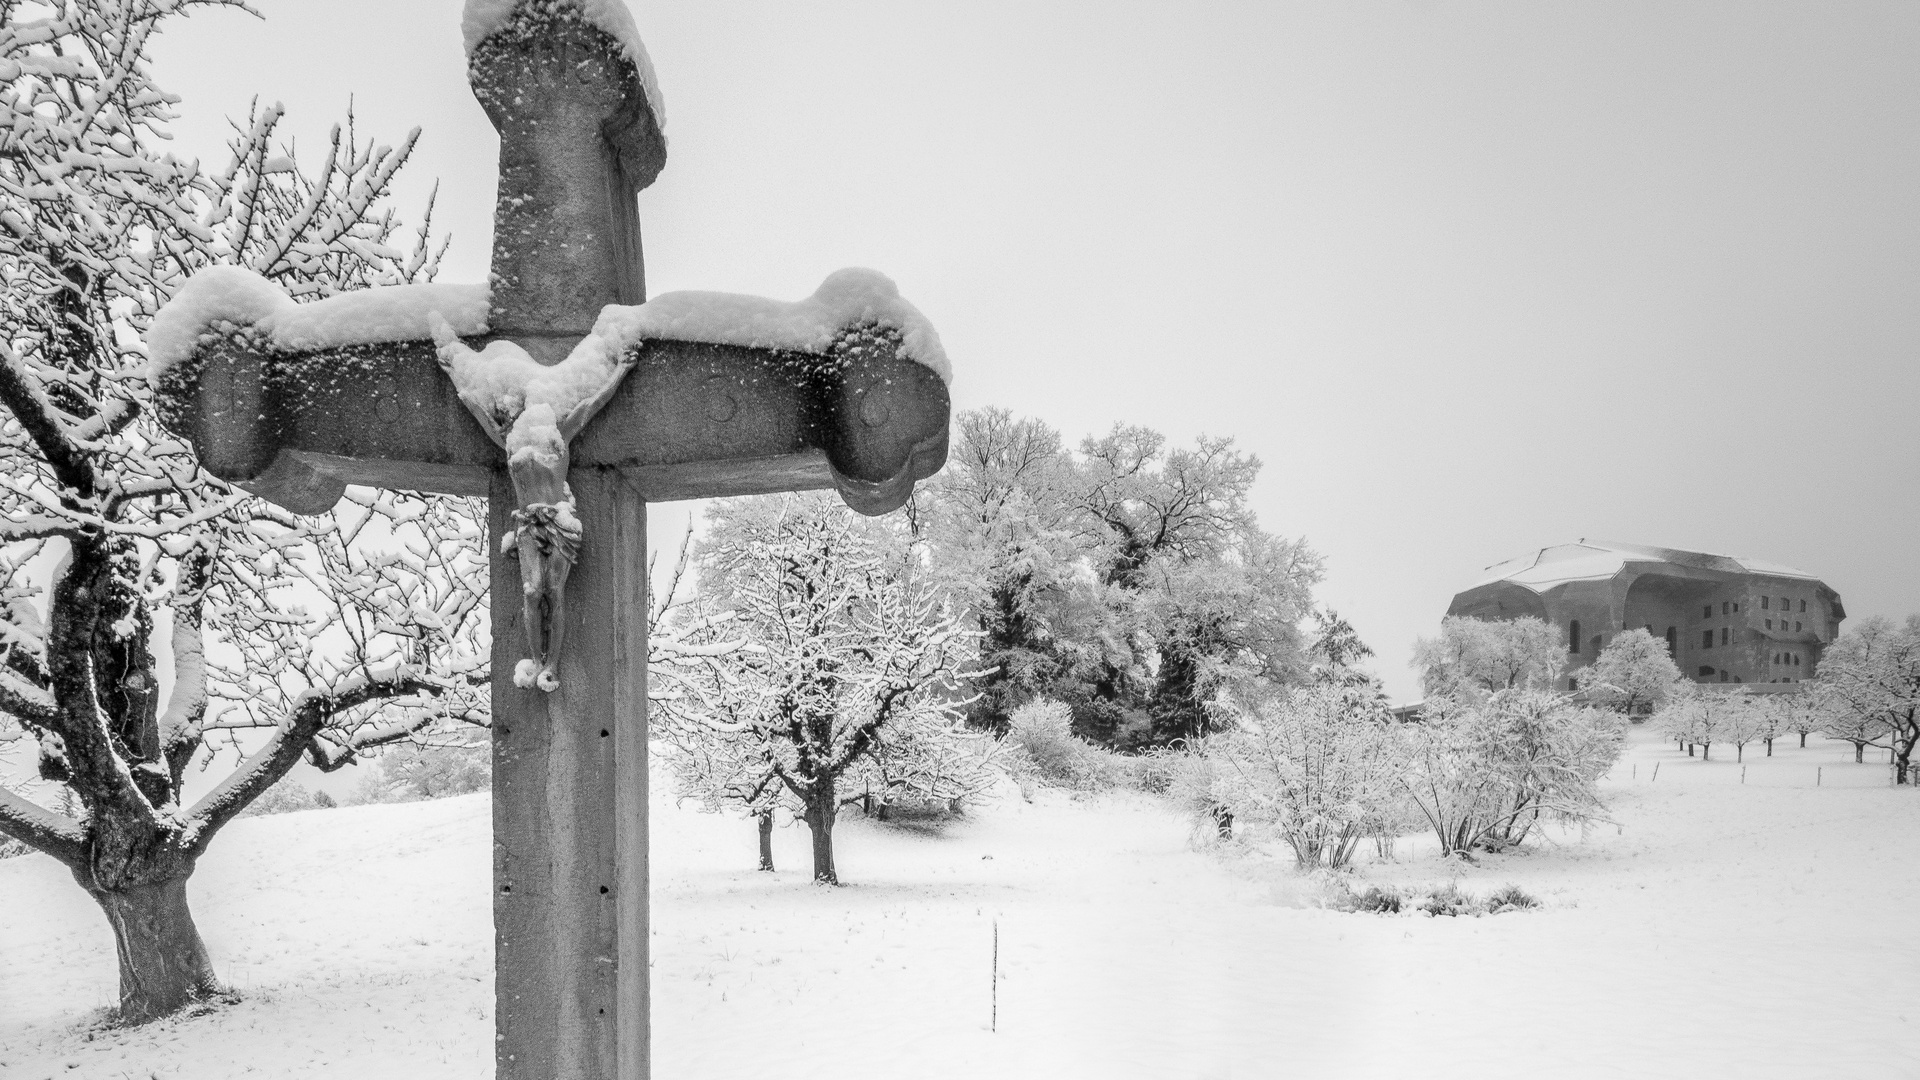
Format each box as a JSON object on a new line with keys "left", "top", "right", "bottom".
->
{"left": 4, "top": 728, "right": 1919, "bottom": 1079}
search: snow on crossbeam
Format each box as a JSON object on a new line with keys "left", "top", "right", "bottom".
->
{"left": 146, "top": 266, "right": 489, "bottom": 383}
{"left": 147, "top": 268, "right": 950, "bottom": 518}
{"left": 590, "top": 268, "right": 951, "bottom": 386}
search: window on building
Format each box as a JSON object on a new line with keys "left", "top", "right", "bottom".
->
{"left": 1699, "top": 666, "right": 1714, "bottom": 677}
{"left": 1703, "top": 605, "right": 1713, "bottom": 619}
{"left": 1722, "top": 601, "right": 1730, "bottom": 615}
{"left": 1761, "top": 597, "right": 1769, "bottom": 610}
{"left": 1766, "top": 619, "right": 1773, "bottom": 630}
{"left": 1590, "top": 635, "right": 1602, "bottom": 654}
{"left": 1568, "top": 620, "right": 1580, "bottom": 654}
{"left": 1780, "top": 596, "right": 1789, "bottom": 610}
{"left": 1721, "top": 627, "right": 1729, "bottom": 646}
{"left": 1795, "top": 622, "right": 1801, "bottom": 633}
{"left": 1800, "top": 600, "right": 1807, "bottom": 612}
{"left": 1666, "top": 627, "right": 1677, "bottom": 656}
{"left": 1702, "top": 630, "right": 1714, "bottom": 649}
{"left": 1568, "top": 676, "right": 1579, "bottom": 692}
{"left": 1734, "top": 603, "right": 1740, "bottom": 612}
{"left": 1720, "top": 671, "right": 1729, "bottom": 683}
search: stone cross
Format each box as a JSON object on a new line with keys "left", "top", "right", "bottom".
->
{"left": 149, "top": 6, "right": 949, "bottom": 1079}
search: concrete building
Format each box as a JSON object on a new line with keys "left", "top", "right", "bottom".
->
{"left": 1447, "top": 541, "right": 1845, "bottom": 690}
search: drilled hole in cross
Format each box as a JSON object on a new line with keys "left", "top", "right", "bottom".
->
{"left": 600, "top": 729, "right": 609, "bottom": 738}
{"left": 501, "top": 885, "right": 512, "bottom": 894}
{"left": 599, "top": 885, "right": 609, "bottom": 894}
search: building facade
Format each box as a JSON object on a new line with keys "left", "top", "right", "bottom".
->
{"left": 1447, "top": 541, "right": 1845, "bottom": 690}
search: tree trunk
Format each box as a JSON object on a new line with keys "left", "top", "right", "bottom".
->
{"left": 93, "top": 878, "right": 223, "bottom": 1023}
{"left": 1799, "top": 732, "right": 1807, "bottom": 748}
{"left": 1687, "top": 743, "right": 1695, "bottom": 757}
{"left": 1701, "top": 744, "right": 1710, "bottom": 761}
{"left": 1766, "top": 738, "right": 1774, "bottom": 757}
{"left": 1211, "top": 804, "right": 1233, "bottom": 840}
{"left": 1897, "top": 747, "right": 1913, "bottom": 786}
{"left": 1856, "top": 744, "right": 1865, "bottom": 764}
{"left": 1737, "top": 745, "right": 1745, "bottom": 763}
{"left": 756, "top": 810, "right": 775, "bottom": 872}
{"left": 806, "top": 776, "right": 838, "bottom": 885}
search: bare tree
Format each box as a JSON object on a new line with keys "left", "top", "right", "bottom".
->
{"left": 0, "top": 1, "right": 483, "bottom": 1022}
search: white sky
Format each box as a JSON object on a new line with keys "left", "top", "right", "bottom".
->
{"left": 147, "top": 0, "right": 1918, "bottom": 704}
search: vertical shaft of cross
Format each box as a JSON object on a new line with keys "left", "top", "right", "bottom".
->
{"left": 491, "top": 469, "right": 649, "bottom": 1079}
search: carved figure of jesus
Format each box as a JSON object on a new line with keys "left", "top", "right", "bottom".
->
{"left": 430, "top": 313, "right": 633, "bottom": 691}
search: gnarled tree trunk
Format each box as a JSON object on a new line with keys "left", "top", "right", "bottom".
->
{"left": 756, "top": 809, "right": 775, "bottom": 872}
{"left": 89, "top": 876, "right": 222, "bottom": 1022}
{"left": 804, "top": 775, "right": 838, "bottom": 885}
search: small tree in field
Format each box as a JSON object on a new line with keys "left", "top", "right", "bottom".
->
{"left": 1815, "top": 616, "right": 1920, "bottom": 783}
{"left": 1396, "top": 689, "right": 1621, "bottom": 856}
{"left": 1780, "top": 691, "right": 1826, "bottom": 749}
{"left": 672, "top": 495, "right": 988, "bottom": 884}
{"left": 0, "top": 0, "right": 484, "bottom": 1022}
{"left": 1210, "top": 683, "right": 1396, "bottom": 869}
{"left": 1580, "top": 628, "right": 1682, "bottom": 717}
{"left": 1654, "top": 685, "right": 1745, "bottom": 761}
{"left": 1721, "top": 697, "right": 1771, "bottom": 763}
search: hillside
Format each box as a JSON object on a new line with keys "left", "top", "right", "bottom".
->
{"left": 3, "top": 730, "right": 1919, "bottom": 1079}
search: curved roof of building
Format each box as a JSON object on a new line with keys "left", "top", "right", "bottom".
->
{"left": 1469, "top": 540, "right": 1820, "bottom": 594}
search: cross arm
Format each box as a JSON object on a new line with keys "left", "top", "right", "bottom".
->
{"left": 153, "top": 323, "right": 947, "bottom": 516}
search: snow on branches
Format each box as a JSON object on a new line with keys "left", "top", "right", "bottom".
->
{"left": 651, "top": 493, "right": 995, "bottom": 883}
{"left": 0, "top": 0, "right": 484, "bottom": 1020}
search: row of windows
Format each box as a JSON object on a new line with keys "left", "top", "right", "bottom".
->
{"left": 1765, "top": 619, "right": 1803, "bottom": 633}
{"left": 1774, "top": 652, "right": 1802, "bottom": 666}
{"left": 1760, "top": 596, "right": 1807, "bottom": 613}
{"left": 1696, "top": 666, "right": 1745, "bottom": 683}
{"left": 1701, "top": 627, "right": 1731, "bottom": 648}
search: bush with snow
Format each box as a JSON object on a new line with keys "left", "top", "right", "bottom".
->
{"left": 1397, "top": 690, "right": 1623, "bottom": 856}
{"left": 1004, "top": 699, "right": 1126, "bottom": 793}
{"left": 1208, "top": 684, "right": 1399, "bottom": 870}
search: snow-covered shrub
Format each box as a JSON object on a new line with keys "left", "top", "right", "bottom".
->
{"left": 0, "top": 837, "right": 30, "bottom": 860}
{"left": 1484, "top": 884, "right": 1540, "bottom": 912}
{"left": 1340, "top": 883, "right": 1403, "bottom": 914}
{"left": 1419, "top": 883, "right": 1475, "bottom": 917}
{"left": 1210, "top": 684, "right": 1398, "bottom": 870}
{"left": 1397, "top": 690, "right": 1623, "bottom": 856}
{"left": 1005, "top": 699, "right": 1125, "bottom": 792}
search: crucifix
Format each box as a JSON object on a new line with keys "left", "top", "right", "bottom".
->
{"left": 147, "top": 3, "right": 950, "bottom": 1078}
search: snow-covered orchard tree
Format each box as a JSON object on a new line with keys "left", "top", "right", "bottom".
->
{"left": 662, "top": 494, "right": 991, "bottom": 884}
{"left": 1411, "top": 616, "right": 1565, "bottom": 699}
{"left": 1779, "top": 689, "right": 1827, "bottom": 749}
{"left": 1653, "top": 684, "right": 1746, "bottom": 761}
{"left": 1396, "top": 690, "right": 1622, "bottom": 856}
{"left": 0, "top": 1, "right": 486, "bottom": 1022}
{"left": 1814, "top": 615, "right": 1920, "bottom": 783}
{"left": 1579, "top": 628, "right": 1683, "bottom": 716}
{"left": 1209, "top": 683, "right": 1397, "bottom": 870}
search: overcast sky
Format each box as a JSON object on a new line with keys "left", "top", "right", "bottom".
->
{"left": 149, "top": 0, "right": 1918, "bottom": 703}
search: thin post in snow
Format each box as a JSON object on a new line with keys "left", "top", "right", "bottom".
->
{"left": 1817, "top": 766, "right": 1822, "bottom": 787}
{"left": 1651, "top": 762, "right": 1659, "bottom": 783}
{"left": 992, "top": 918, "right": 999, "bottom": 1033}
{"left": 1741, "top": 765, "right": 1746, "bottom": 785}
{"left": 1632, "top": 763, "right": 1637, "bottom": 781}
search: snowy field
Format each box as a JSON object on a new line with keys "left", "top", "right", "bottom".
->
{"left": 4, "top": 727, "right": 1919, "bottom": 1080}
